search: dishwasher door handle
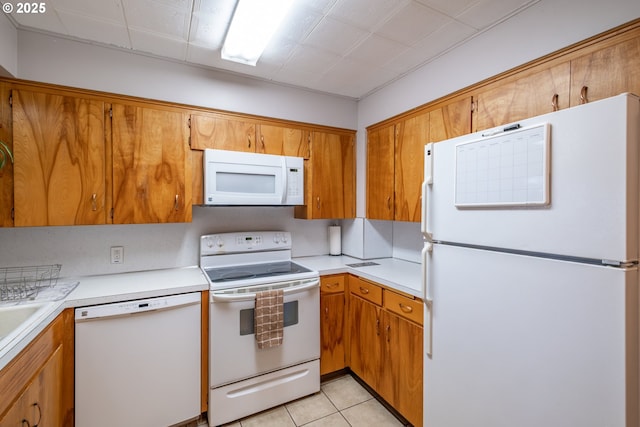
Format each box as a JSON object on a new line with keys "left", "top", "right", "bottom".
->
{"left": 211, "top": 279, "right": 319, "bottom": 302}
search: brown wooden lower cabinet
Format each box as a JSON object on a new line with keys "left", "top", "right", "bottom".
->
{"left": 320, "top": 274, "right": 346, "bottom": 375}
{"left": 0, "top": 308, "right": 74, "bottom": 427}
{"left": 341, "top": 274, "right": 423, "bottom": 427}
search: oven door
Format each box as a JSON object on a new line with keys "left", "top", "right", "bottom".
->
{"left": 209, "top": 278, "right": 320, "bottom": 387}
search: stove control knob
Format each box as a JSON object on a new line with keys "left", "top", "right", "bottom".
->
{"left": 273, "top": 234, "right": 281, "bottom": 244}
{"left": 281, "top": 233, "right": 288, "bottom": 243}
{"left": 216, "top": 238, "right": 224, "bottom": 248}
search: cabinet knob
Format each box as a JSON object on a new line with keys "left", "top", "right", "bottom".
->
{"left": 551, "top": 93, "right": 559, "bottom": 111}
{"left": 247, "top": 135, "right": 252, "bottom": 148}
{"left": 260, "top": 135, "right": 265, "bottom": 150}
{"left": 174, "top": 194, "right": 180, "bottom": 211}
{"left": 316, "top": 196, "right": 320, "bottom": 210}
{"left": 359, "top": 286, "right": 370, "bottom": 295}
{"left": 91, "top": 193, "right": 97, "bottom": 211}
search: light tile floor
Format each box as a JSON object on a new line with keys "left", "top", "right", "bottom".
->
{"left": 218, "top": 374, "right": 406, "bottom": 427}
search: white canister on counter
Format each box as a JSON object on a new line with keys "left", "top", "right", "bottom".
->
{"left": 328, "top": 225, "right": 341, "bottom": 256}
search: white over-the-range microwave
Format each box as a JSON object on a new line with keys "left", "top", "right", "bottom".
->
{"left": 203, "top": 149, "right": 304, "bottom": 206}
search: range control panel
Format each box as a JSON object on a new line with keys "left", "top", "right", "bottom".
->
{"left": 200, "top": 231, "right": 291, "bottom": 255}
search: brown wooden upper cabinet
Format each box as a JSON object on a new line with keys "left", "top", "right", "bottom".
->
{"left": 570, "top": 35, "right": 640, "bottom": 106}
{"left": 0, "top": 83, "right": 14, "bottom": 227}
{"left": 472, "top": 62, "right": 571, "bottom": 132}
{"left": 257, "top": 123, "right": 311, "bottom": 158}
{"left": 367, "top": 112, "right": 428, "bottom": 223}
{"left": 295, "top": 130, "right": 355, "bottom": 219}
{"left": 12, "top": 89, "right": 107, "bottom": 226}
{"left": 111, "top": 103, "right": 192, "bottom": 223}
{"left": 190, "top": 113, "right": 256, "bottom": 153}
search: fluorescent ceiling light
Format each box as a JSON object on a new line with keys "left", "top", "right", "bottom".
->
{"left": 221, "top": 0, "right": 294, "bottom": 66}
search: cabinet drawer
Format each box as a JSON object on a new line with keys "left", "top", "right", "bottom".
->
{"left": 384, "top": 290, "right": 423, "bottom": 325}
{"left": 321, "top": 275, "right": 345, "bottom": 294}
{"left": 349, "top": 276, "right": 382, "bottom": 306}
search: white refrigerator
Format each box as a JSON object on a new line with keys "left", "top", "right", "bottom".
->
{"left": 421, "top": 93, "right": 640, "bottom": 427}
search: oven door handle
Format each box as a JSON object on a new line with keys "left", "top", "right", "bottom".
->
{"left": 211, "top": 279, "right": 320, "bottom": 302}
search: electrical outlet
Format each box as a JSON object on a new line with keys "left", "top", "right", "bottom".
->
{"left": 110, "top": 246, "right": 124, "bottom": 264}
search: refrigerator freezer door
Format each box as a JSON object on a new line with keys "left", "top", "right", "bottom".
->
{"left": 424, "top": 243, "right": 639, "bottom": 427}
{"left": 426, "top": 93, "right": 640, "bottom": 263}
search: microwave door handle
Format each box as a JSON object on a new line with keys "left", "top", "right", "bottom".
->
{"left": 281, "top": 158, "right": 288, "bottom": 204}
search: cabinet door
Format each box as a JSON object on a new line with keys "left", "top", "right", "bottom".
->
{"left": 307, "top": 131, "right": 355, "bottom": 219}
{"left": 348, "top": 294, "right": 382, "bottom": 389}
{"left": 570, "top": 35, "right": 640, "bottom": 106}
{"left": 473, "top": 62, "right": 570, "bottom": 131}
{"left": 381, "top": 310, "right": 423, "bottom": 427}
{"left": 320, "top": 292, "right": 345, "bottom": 375}
{"left": 395, "top": 112, "right": 429, "bottom": 222}
{"left": 112, "top": 104, "right": 191, "bottom": 223}
{"left": 0, "top": 83, "right": 13, "bottom": 227}
{"left": 190, "top": 113, "right": 255, "bottom": 152}
{"left": 429, "top": 97, "right": 473, "bottom": 143}
{"left": 1, "top": 346, "right": 64, "bottom": 427}
{"left": 257, "top": 124, "right": 310, "bottom": 158}
{"left": 366, "top": 124, "right": 395, "bottom": 220}
{"left": 12, "top": 89, "right": 106, "bottom": 226}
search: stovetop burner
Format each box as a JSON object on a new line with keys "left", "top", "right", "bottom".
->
{"left": 204, "top": 261, "right": 312, "bottom": 284}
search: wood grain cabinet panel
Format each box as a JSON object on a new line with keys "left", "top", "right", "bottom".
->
{"left": 378, "top": 310, "right": 423, "bottom": 427}
{"left": 473, "top": 62, "right": 571, "bottom": 132}
{"left": 295, "top": 131, "right": 355, "bottom": 219}
{"left": 257, "top": 124, "right": 311, "bottom": 158}
{"left": 394, "top": 112, "right": 429, "bottom": 222}
{"left": 570, "top": 35, "right": 640, "bottom": 106}
{"left": 190, "top": 113, "right": 255, "bottom": 152}
{"left": 12, "top": 89, "right": 106, "bottom": 226}
{"left": 366, "top": 124, "right": 395, "bottom": 221}
{"left": 320, "top": 275, "right": 346, "bottom": 375}
{"left": 429, "top": 97, "right": 473, "bottom": 143}
{"left": 0, "top": 83, "right": 13, "bottom": 227}
{"left": 111, "top": 103, "right": 191, "bottom": 223}
{"left": 348, "top": 292, "right": 382, "bottom": 388}
{"left": 0, "top": 309, "right": 74, "bottom": 427}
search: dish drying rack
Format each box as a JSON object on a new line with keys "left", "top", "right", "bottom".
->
{"left": 0, "top": 264, "right": 62, "bottom": 301}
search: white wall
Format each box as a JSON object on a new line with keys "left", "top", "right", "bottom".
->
{"left": 0, "top": 12, "right": 17, "bottom": 77}
{"left": 16, "top": 31, "right": 357, "bottom": 129}
{"left": 0, "top": 207, "right": 334, "bottom": 277}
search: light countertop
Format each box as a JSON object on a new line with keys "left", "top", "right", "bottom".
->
{"left": 295, "top": 255, "right": 422, "bottom": 298}
{"left": 1, "top": 257, "right": 422, "bottom": 371}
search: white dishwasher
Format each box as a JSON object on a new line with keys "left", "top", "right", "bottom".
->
{"left": 75, "top": 292, "right": 201, "bottom": 427}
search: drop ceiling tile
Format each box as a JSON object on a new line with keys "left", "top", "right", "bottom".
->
{"left": 284, "top": 44, "right": 341, "bottom": 74}
{"left": 261, "top": 37, "right": 298, "bottom": 65}
{"left": 129, "top": 28, "right": 188, "bottom": 60}
{"left": 376, "top": 2, "right": 452, "bottom": 45}
{"left": 456, "top": 0, "right": 537, "bottom": 30}
{"left": 328, "top": 0, "right": 409, "bottom": 31}
{"left": 298, "top": 0, "right": 339, "bottom": 14}
{"left": 273, "top": 5, "right": 324, "bottom": 43}
{"left": 388, "top": 19, "right": 476, "bottom": 72}
{"left": 51, "top": 0, "right": 126, "bottom": 22}
{"left": 188, "top": 9, "right": 233, "bottom": 48}
{"left": 57, "top": 10, "right": 131, "bottom": 48}
{"left": 415, "top": 0, "right": 480, "bottom": 17}
{"left": 348, "top": 34, "right": 408, "bottom": 65}
{"left": 303, "top": 16, "right": 369, "bottom": 56}
{"left": 123, "top": 0, "right": 190, "bottom": 39}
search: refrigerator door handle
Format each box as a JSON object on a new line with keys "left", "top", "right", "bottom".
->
{"left": 421, "top": 143, "right": 434, "bottom": 241}
{"left": 422, "top": 242, "right": 433, "bottom": 358}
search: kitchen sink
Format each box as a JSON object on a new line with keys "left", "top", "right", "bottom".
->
{"left": 0, "top": 302, "right": 52, "bottom": 349}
